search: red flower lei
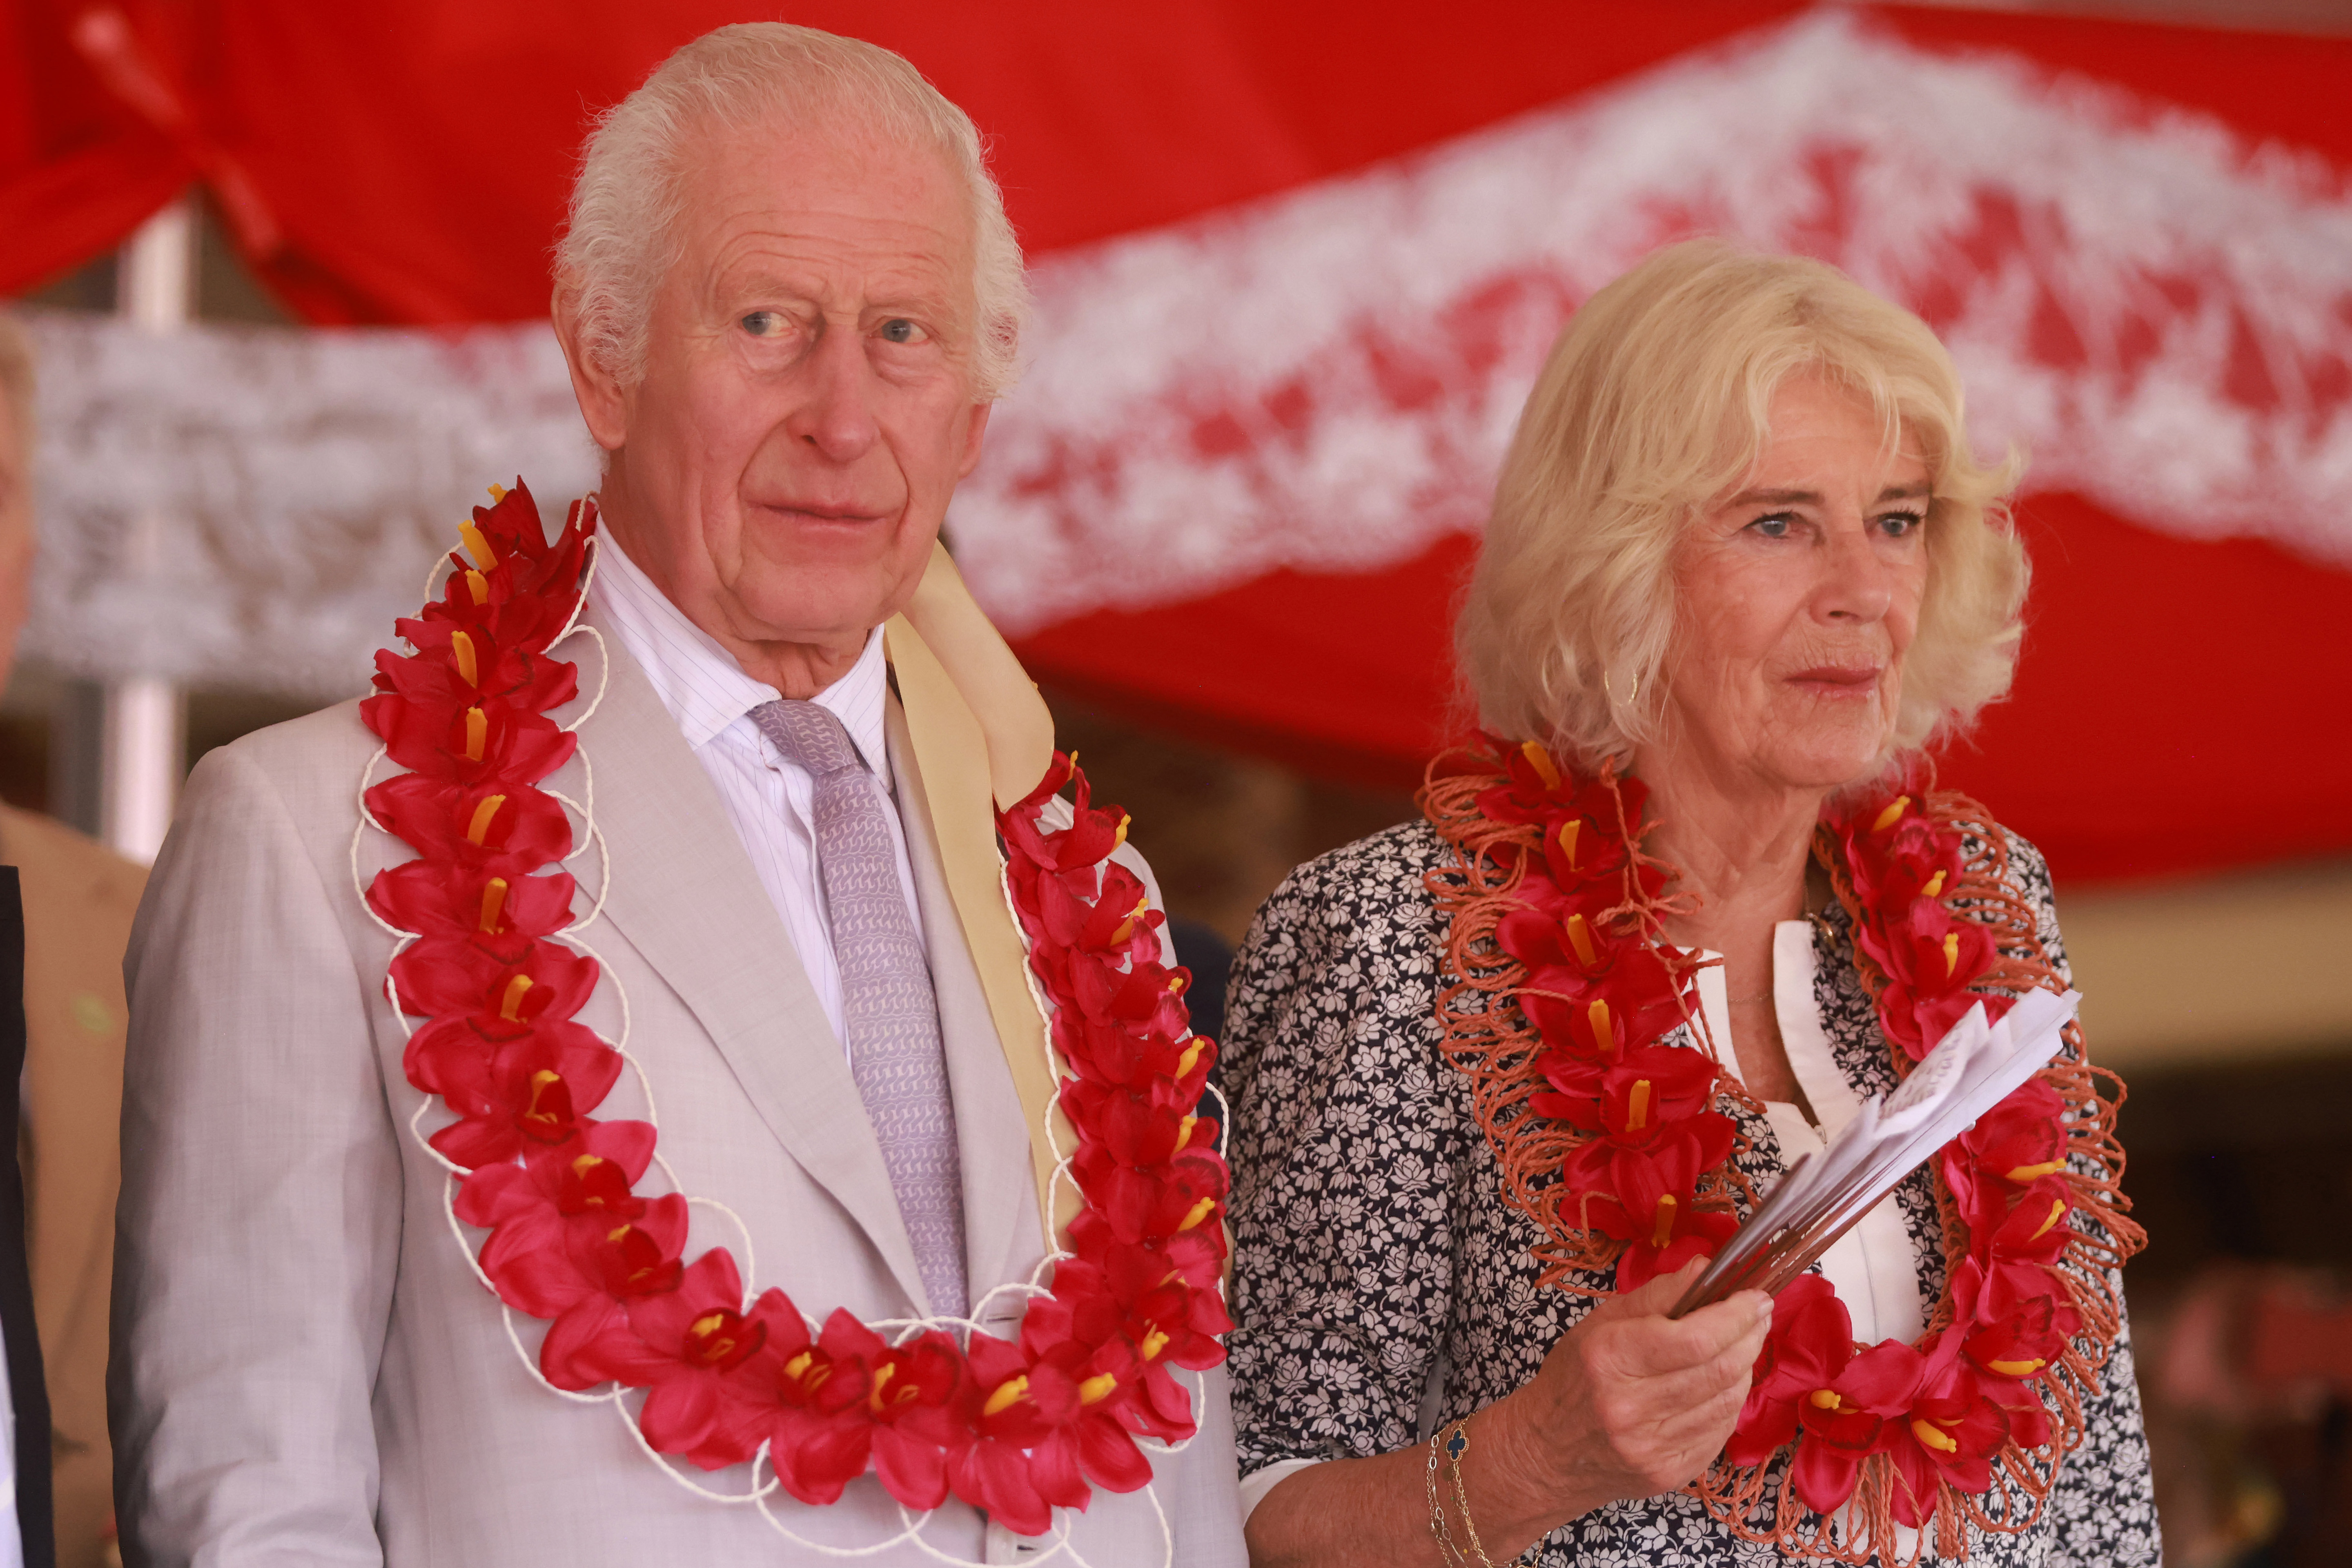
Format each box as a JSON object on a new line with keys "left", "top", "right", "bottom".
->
{"left": 359, "top": 482, "right": 1229, "bottom": 1541}
{"left": 1421, "top": 737, "right": 2143, "bottom": 1561}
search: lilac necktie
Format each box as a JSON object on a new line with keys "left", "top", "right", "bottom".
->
{"left": 751, "top": 699, "right": 969, "bottom": 1320}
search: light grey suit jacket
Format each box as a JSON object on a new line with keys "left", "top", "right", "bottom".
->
{"left": 111, "top": 608, "right": 1247, "bottom": 1566}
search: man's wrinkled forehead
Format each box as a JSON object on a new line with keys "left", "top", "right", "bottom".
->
{"left": 668, "top": 111, "right": 976, "bottom": 309}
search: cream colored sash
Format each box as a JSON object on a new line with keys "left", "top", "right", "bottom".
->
{"left": 884, "top": 544, "right": 1079, "bottom": 1246}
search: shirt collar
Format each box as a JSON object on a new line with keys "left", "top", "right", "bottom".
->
{"left": 589, "top": 533, "right": 894, "bottom": 780}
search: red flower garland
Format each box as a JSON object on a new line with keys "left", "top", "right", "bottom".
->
{"left": 1422, "top": 737, "right": 2141, "bottom": 1559}
{"left": 361, "top": 481, "right": 1230, "bottom": 1537}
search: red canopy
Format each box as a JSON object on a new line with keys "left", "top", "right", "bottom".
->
{"left": 7, "top": 0, "right": 2350, "bottom": 885}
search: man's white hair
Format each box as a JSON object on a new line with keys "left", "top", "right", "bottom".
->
{"left": 555, "top": 23, "right": 1028, "bottom": 399}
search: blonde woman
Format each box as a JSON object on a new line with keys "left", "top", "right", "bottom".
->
{"left": 1226, "top": 241, "right": 2154, "bottom": 1566}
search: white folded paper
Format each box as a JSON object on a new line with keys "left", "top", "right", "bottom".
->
{"left": 1667, "top": 987, "right": 2081, "bottom": 1319}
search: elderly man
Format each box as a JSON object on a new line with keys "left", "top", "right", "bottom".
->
{"left": 110, "top": 25, "right": 1245, "bottom": 1567}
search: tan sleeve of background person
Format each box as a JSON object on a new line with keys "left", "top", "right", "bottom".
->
{"left": 3, "top": 802, "right": 145, "bottom": 1568}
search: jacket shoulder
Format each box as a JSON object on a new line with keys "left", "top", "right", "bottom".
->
{"left": 0, "top": 802, "right": 145, "bottom": 918}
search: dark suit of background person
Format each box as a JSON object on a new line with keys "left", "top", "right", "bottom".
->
{"left": 0, "top": 867, "right": 56, "bottom": 1567}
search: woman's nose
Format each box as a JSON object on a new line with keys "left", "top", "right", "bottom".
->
{"left": 1815, "top": 518, "right": 1895, "bottom": 623}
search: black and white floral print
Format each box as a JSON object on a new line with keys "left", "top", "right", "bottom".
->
{"left": 1223, "top": 819, "right": 2158, "bottom": 1565}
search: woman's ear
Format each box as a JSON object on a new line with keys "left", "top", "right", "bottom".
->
{"left": 552, "top": 287, "right": 629, "bottom": 454}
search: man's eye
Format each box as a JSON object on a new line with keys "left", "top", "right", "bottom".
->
{"left": 741, "top": 312, "right": 783, "bottom": 337}
{"left": 878, "top": 318, "right": 924, "bottom": 345}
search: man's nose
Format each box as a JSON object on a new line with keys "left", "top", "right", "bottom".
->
{"left": 1815, "top": 518, "right": 1895, "bottom": 623}
{"left": 785, "top": 318, "right": 881, "bottom": 463}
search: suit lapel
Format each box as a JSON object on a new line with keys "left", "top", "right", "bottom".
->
{"left": 886, "top": 697, "right": 1042, "bottom": 1301}
{"left": 569, "top": 604, "right": 930, "bottom": 1311}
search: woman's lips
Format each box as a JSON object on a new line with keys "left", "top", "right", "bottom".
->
{"left": 1787, "top": 664, "right": 1882, "bottom": 696}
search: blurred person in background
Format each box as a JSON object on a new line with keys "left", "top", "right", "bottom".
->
{"left": 1, "top": 312, "right": 142, "bottom": 1568}
{"left": 1225, "top": 241, "right": 2155, "bottom": 1566}
{"left": 107, "top": 26, "right": 1243, "bottom": 1567}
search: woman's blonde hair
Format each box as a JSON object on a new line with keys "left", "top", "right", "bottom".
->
{"left": 1456, "top": 238, "right": 2027, "bottom": 773}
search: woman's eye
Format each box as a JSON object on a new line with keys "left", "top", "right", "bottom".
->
{"left": 740, "top": 311, "right": 783, "bottom": 337}
{"left": 1878, "top": 509, "right": 1926, "bottom": 538}
{"left": 1747, "top": 513, "right": 1795, "bottom": 539}
{"left": 878, "top": 318, "right": 924, "bottom": 345}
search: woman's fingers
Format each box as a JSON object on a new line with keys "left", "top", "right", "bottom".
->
{"left": 1595, "top": 1290, "right": 1771, "bottom": 1380}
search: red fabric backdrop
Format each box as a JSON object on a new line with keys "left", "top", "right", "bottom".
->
{"left": 5, "top": 0, "right": 2350, "bottom": 885}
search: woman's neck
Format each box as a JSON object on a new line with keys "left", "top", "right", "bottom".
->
{"left": 1630, "top": 744, "right": 1824, "bottom": 954}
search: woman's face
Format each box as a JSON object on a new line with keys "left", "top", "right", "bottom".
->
{"left": 1658, "top": 375, "right": 1931, "bottom": 798}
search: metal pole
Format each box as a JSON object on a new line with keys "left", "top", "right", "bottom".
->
{"left": 100, "top": 196, "right": 194, "bottom": 863}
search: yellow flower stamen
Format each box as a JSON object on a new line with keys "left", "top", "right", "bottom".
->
{"left": 1587, "top": 998, "right": 1613, "bottom": 1053}
{"left": 1519, "top": 740, "right": 1561, "bottom": 790}
{"left": 1564, "top": 912, "right": 1598, "bottom": 967}
{"left": 460, "top": 520, "right": 497, "bottom": 571}
{"left": 1942, "top": 932, "right": 1960, "bottom": 976}
{"left": 464, "top": 569, "right": 490, "bottom": 606}
{"left": 982, "top": 1374, "right": 1029, "bottom": 1417}
{"left": 868, "top": 1361, "right": 898, "bottom": 1412}
{"left": 463, "top": 706, "right": 488, "bottom": 762}
{"left": 1626, "top": 1079, "right": 1652, "bottom": 1133}
{"left": 1109, "top": 894, "right": 1149, "bottom": 945}
{"left": 498, "top": 973, "right": 533, "bottom": 1022}
{"left": 1873, "top": 795, "right": 1911, "bottom": 833}
{"left": 1138, "top": 1327, "right": 1171, "bottom": 1361}
{"left": 1178, "top": 1196, "right": 1217, "bottom": 1231}
{"left": 1987, "top": 1357, "right": 2046, "bottom": 1377}
{"left": 451, "top": 629, "right": 479, "bottom": 688}
{"left": 523, "top": 1070, "right": 564, "bottom": 1124}
{"left": 1112, "top": 812, "right": 1131, "bottom": 851}
{"left": 1555, "top": 817, "right": 1581, "bottom": 871}
{"left": 477, "top": 876, "right": 509, "bottom": 933}
{"left": 1912, "top": 1418, "right": 1960, "bottom": 1454}
{"left": 465, "top": 794, "right": 506, "bottom": 845}
{"left": 1174, "top": 1114, "right": 1198, "bottom": 1152}
{"left": 1650, "top": 1192, "right": 1677, "bottom": 1248}
{"left": 1176, "top": 1039, "right": 1207, "bottom": 1079}
{"left": 1921, "top": 870, "right": 1946, "bottom": 899}
{"left": 2004, "top": 1160, "right": 2066, "bottom": 1183}
{"left": 1809, "top": 1388, "right": 1844, "bottom": 1412}
{"left": 2027, "top": 1197, "right": 2067, "bottom": 1243}
{"left": 487, "top": 482, "right": 509, "bottom": 502}
{"left": 1078, "top": 1372, "right": 1119, "bottom": 1405}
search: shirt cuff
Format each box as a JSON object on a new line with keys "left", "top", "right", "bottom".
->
{"left": 1238, "top": 1457, "right": 1323, "bottom": 1523}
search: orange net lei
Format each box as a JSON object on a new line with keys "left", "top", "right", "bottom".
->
{"left": 1417, "top": 736, "right": 2144, "bottom": 1563}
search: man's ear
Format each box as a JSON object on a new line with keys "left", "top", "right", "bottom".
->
{"left": 552, "top": 286, "right": 629, "bottom": 454}
{"left": 956, "top": 400, "right": 993, "bottom": 481}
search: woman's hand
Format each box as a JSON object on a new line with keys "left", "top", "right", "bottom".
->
{"left": 1489, "top": 1258, "right": 1773, "bottom": 1520}
{"left": 1244, "top": 1261, "right": 1772, "bottom": 1566}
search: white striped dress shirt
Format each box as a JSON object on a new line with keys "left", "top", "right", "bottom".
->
{"left": 590, "top": 537, "right": 926, "bottom": 1058}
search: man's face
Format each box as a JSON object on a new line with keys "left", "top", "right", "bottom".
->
{"left": 0, "top": 393, "right": 32, "bottom": 695}
{"left": 567, "top": 117, "right": 991, "bottom": 685}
